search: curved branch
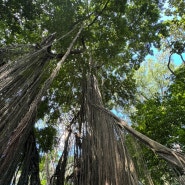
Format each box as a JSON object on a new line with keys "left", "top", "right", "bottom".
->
{"left": 167, "top": 53, "right": 175, "bottom": 75}
{"left": 92, "top": 103, "right": 185, "bottom": 170}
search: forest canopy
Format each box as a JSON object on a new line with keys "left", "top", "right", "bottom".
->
{"left": 0, "top": 0, "right": 185, "bottom": 185}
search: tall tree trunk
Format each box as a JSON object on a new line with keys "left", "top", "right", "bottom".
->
{"left": 79, "top": 74, "right": 139, "bottom": 185}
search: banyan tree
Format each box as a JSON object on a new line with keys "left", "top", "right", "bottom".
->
{"left": 0, "top": 0, "right": 185, "bottom": 185}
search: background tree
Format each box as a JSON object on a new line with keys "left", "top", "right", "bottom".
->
{"left": 130, "top": 4, "right": 185, "bottom": 182}
{"left": 131, "top": 65, "right": 185, "bottom": 184}
{"left": 134, "top": 54, "right": 174, "bottom": 100}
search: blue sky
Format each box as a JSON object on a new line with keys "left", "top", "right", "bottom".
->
{"left": 145, "top": 46, "right": 185, "bottom": 67}
{"left": 171, "top": 53, "right": 185, "bottom": 66}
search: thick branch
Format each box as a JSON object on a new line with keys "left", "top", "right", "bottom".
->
{"left": 92, "top": 103, "right": 185, "bottom": 170}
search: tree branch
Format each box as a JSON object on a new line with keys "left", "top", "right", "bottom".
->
{"left": 91, "top": 103, "right": 185, "bottom": 170}
{"left": 167, "top": 53, "right": 175, "bottom": 75}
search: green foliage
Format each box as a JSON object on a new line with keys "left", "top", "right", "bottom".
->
{"left": 37, "top": 98, "right": 50, "bottom": 119}
{"left": 41, "top": 179, "right": 47, "bottom": 185}
{"left": 166, "top": 0, "right": 185, "bottom": 17}
{"left": 35, "top": 126, "right": 57, "bottom": 153}
{"left": 37, "top": 0, "right": 168, "bottom": 112}
{"left": 161, "top": 0, "right": 185, "bottom": 57}
{"left": 132, "top": 96, "right": 176, "bottom": 145}
{"left": 0, "top": 0, "right": 43, "bottom": 44}
{"left": 168, "top": 67, "right": 185, "bottom": 149}
{"left": 131, "top": 66, "right": 185, "bottom": 184}
{"left": 132, "top": 66, "right": 185, "bottom": 148}
{"left": 134, "top": 56, "right": 174, "bottom": 100}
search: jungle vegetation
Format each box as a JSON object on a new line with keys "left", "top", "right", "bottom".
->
{"left": 0, "top": 0, "right": 185, "bottom": 184}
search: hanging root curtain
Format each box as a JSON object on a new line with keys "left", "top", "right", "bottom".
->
{"left": 80, "top": 74, "right": 139, "bottom": 185}
{"left": 0, "top": 24, "right": 83, "bottom": 185}
{"left": 0, "top": 36, "right": 55, "bottom": 184}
